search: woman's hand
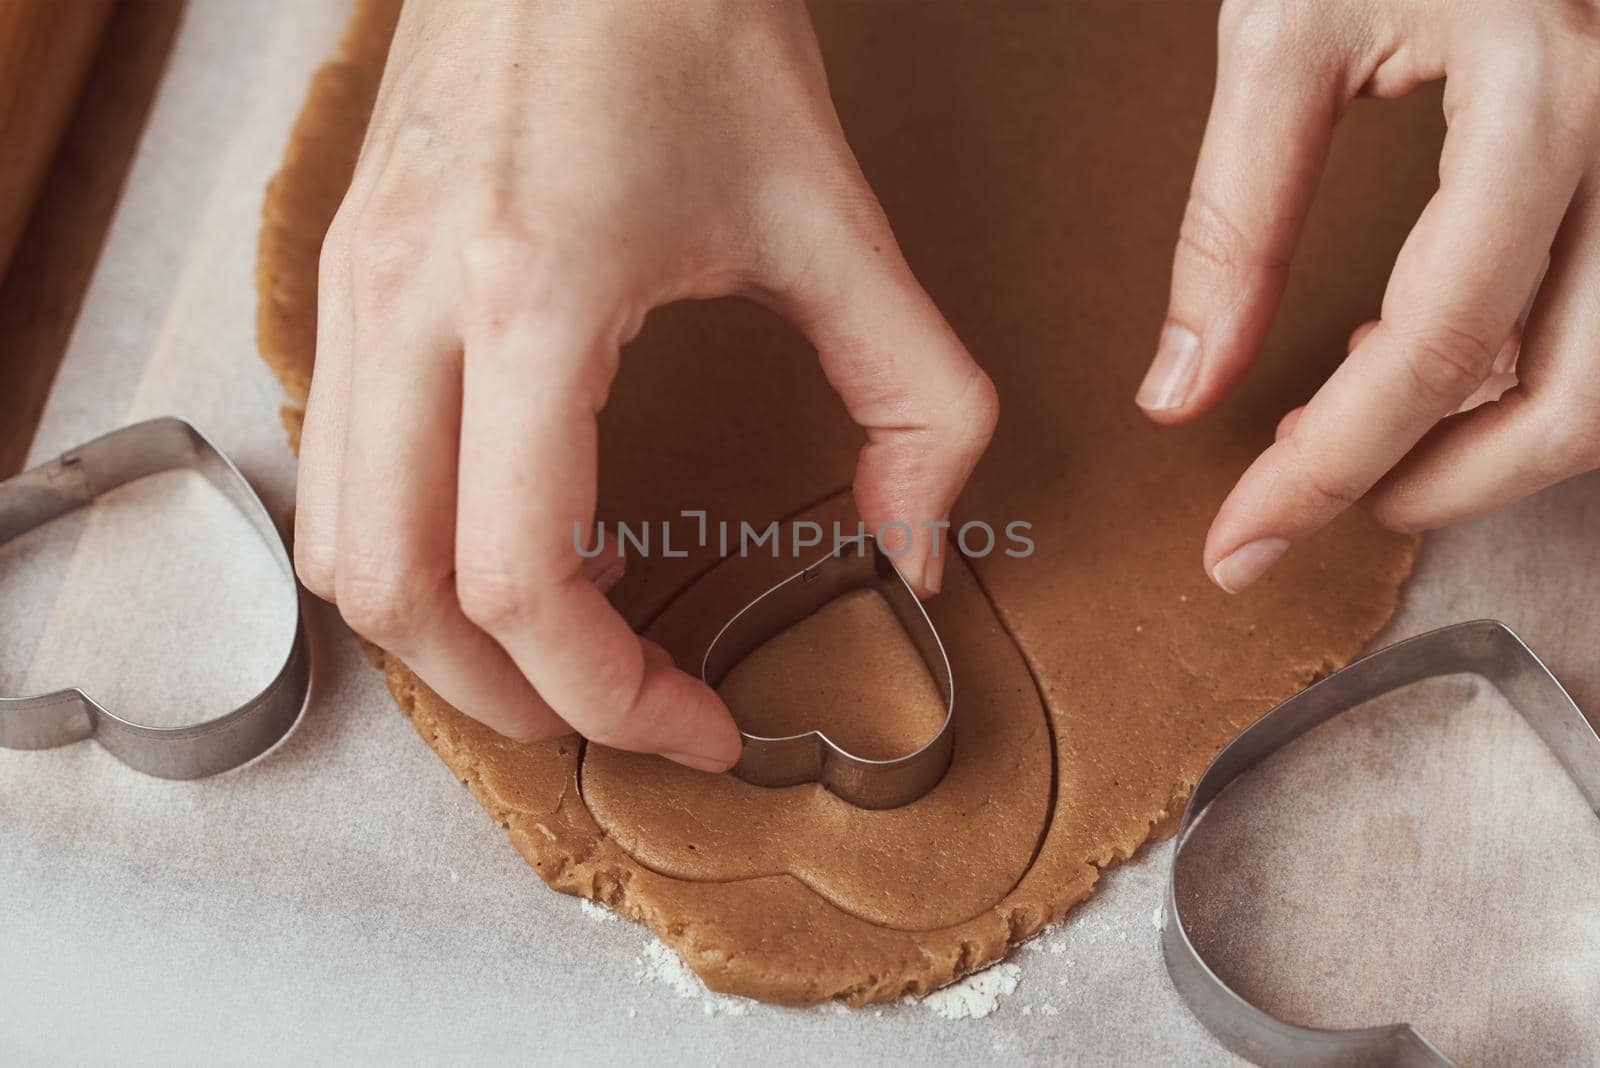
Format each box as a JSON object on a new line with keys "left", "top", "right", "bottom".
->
{"left": 1140, "top": 0, "right": 1600, "bottom": 591}
{"left": 292, "top": 0, "right": 998, "bottom": 768}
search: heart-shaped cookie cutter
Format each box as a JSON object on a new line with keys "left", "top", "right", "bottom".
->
{"left": 0, "top": 417, "right": 309, "bottom": 779}
{"left": 701, "top": 535, "right": 954, "bottom": 809}
{"left": 1163, "top": 620, "right": 1600, "bottom": 1067}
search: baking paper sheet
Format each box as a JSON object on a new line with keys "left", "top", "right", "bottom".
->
{"left": 2, "top": 2, "right": 1597, "bottom": 1064}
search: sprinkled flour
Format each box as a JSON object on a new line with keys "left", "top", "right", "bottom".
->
{"left": 578, "top": 898, "right": 617, "bottom": 923}
{"left": 627, "top": 935, "right": 1030, "bottom": 1020}
{"left": 919, "top": 962, "right": 1022, "bottom": 1020}
{"left": 634, "top": 939, "right": 754, "bottom": 1017}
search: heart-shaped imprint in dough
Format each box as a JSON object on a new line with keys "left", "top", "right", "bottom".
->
{"left": 580, "top": 494, "right": 1053, "bottom": 932}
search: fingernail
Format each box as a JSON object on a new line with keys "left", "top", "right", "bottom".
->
{"left": 1136, "top": 323, "right": 1201, "bottom": 411}
{"left": 595, "top": 558, "right": 626, "bottom": 593}
{"left": 1210, "top": 538, "right": 1290, "bottom": 594}
{"left": 1492, "top": 334, "right": 1520, "bottom": 375}
{"left": 663, "top": 750, "right": 735, "bottom": 774}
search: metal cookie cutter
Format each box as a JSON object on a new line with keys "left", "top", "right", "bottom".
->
{"left": 701, "top": 536, "right": 955, "bottom": 810}
{"left": 1163, "top": 620, "right": 1600, "bottom": 1067}
{"left": 0, "top": 417, "right": 309, "bottom": 779}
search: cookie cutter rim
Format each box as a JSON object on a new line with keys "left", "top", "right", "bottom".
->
{"left": 0, "top": 417, "right": 309, "bottom": 779}
{"left": 1163, "top": 619, "right": 1600, "bottom": 1067}
{"left": 701, "top": 535, "right": 955, "bottom": 810}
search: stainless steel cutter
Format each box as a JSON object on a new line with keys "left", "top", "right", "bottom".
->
{"left": 0, "top": 417, "right": 309, "bottom": 779}
{"left": 701, "top": 536, "right": 955, "bottom": 810}
{"left": 1163, "top": 619, "right": 1600, "bottom": 1067}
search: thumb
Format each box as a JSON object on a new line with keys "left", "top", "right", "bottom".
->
{"left": 765, "top": 204, "right": 998, "bottom": 596}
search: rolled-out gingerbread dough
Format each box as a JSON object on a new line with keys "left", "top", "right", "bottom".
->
{"left": 256, "top": 0, "right": 1428, "bottom": 1005}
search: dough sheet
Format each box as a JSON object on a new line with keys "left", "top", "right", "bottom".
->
{"left": 254, "top": 0, "right": 1417, "bottom": 1004}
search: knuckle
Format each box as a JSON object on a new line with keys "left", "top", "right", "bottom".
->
{"left": 293, "top": 539, "right": 337, "bottom": 600}
{"left": 1176, "top": 190, "right": 1287, "bottom": 280}
{"left": 389, "top": 115, "right": 444, "bottom": 160}
{"left": 757, "top": 174, "right": 891, "bottom": 295}
{"left": 336, "top": 560, "right": 429, "bottom": 642}
{"left": 958, "top": 366, "right": 1002, "bottom": 446}
{"left": 459, "top": 228, "right": 546, "bottom": 290}
{"left": 1400, "top": 325, "right": 1496, "bottom": 411}
{"left": 577, "top": 722, "right": 631, "bottom": 750}
{"left": 1477, "top": 57, "right": 1583, "bottom": 156}
{"left": 500, "top": 717, "right": 565, "bottom": 746}
{"left": 455, "top": 559, "right": 546, "bottom": 632}
{"left": 1364, "top": 491, "right": 1423, "bottom": 535}
{"left": 318, "top": 216, "right": 353, "bottom": 279}
{"left": 1488, "top": 31, "right": 1549, "bottom": 89}
{"left": 818, "top": 177, "right": 894, "bottom": 242}
{"left": 576, "top": 684, "right": 654, "bottom": 751}
{"left": 458, "top": 231, "right": 556, "bottom": 321}
{"left": 457, "top": 226, "right": 624, "bottom": 338}
{"left": 1305, "top": 465, "right": 1364, "bottom": 513}
{"left": 1473, "top": 30, "right": 1600, "bottom": 152}
{"left": 1284, "top": 433, "right": 1364, "bottom": 511}
{"left": 1219, "top": 0, "right": 1304, "bottom": 67}
{"left": 346, "top": 221, "right": 428, "bottom": 302}
{"left": 454, "top": 225, "right": 630, "bottom": 405}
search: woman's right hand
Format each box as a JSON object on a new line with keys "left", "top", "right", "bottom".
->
{"left": 293, "top": 0, "right": 998, "bottom": 770}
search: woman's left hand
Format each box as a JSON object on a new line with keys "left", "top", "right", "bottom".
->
{"left": 1140, "top": 0, "right": 1600, "bottom": 592}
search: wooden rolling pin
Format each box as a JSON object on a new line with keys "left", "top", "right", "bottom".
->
{"left": 0, "top": 0, "right": 114, "bottom": 281}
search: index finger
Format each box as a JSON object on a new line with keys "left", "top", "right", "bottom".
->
{"left": 452, "top": 267, "right": 741, "bottom": 772}
{"left": 1138, "top": 3, "right": 1341, "bottom": 421}
{"left": 1204, "top": 71, "right": 1583, "bottom": 591}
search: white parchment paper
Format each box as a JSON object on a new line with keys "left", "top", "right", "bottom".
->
{"left": 1, "top": 2, "right": 1596, "bottom": 1065}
